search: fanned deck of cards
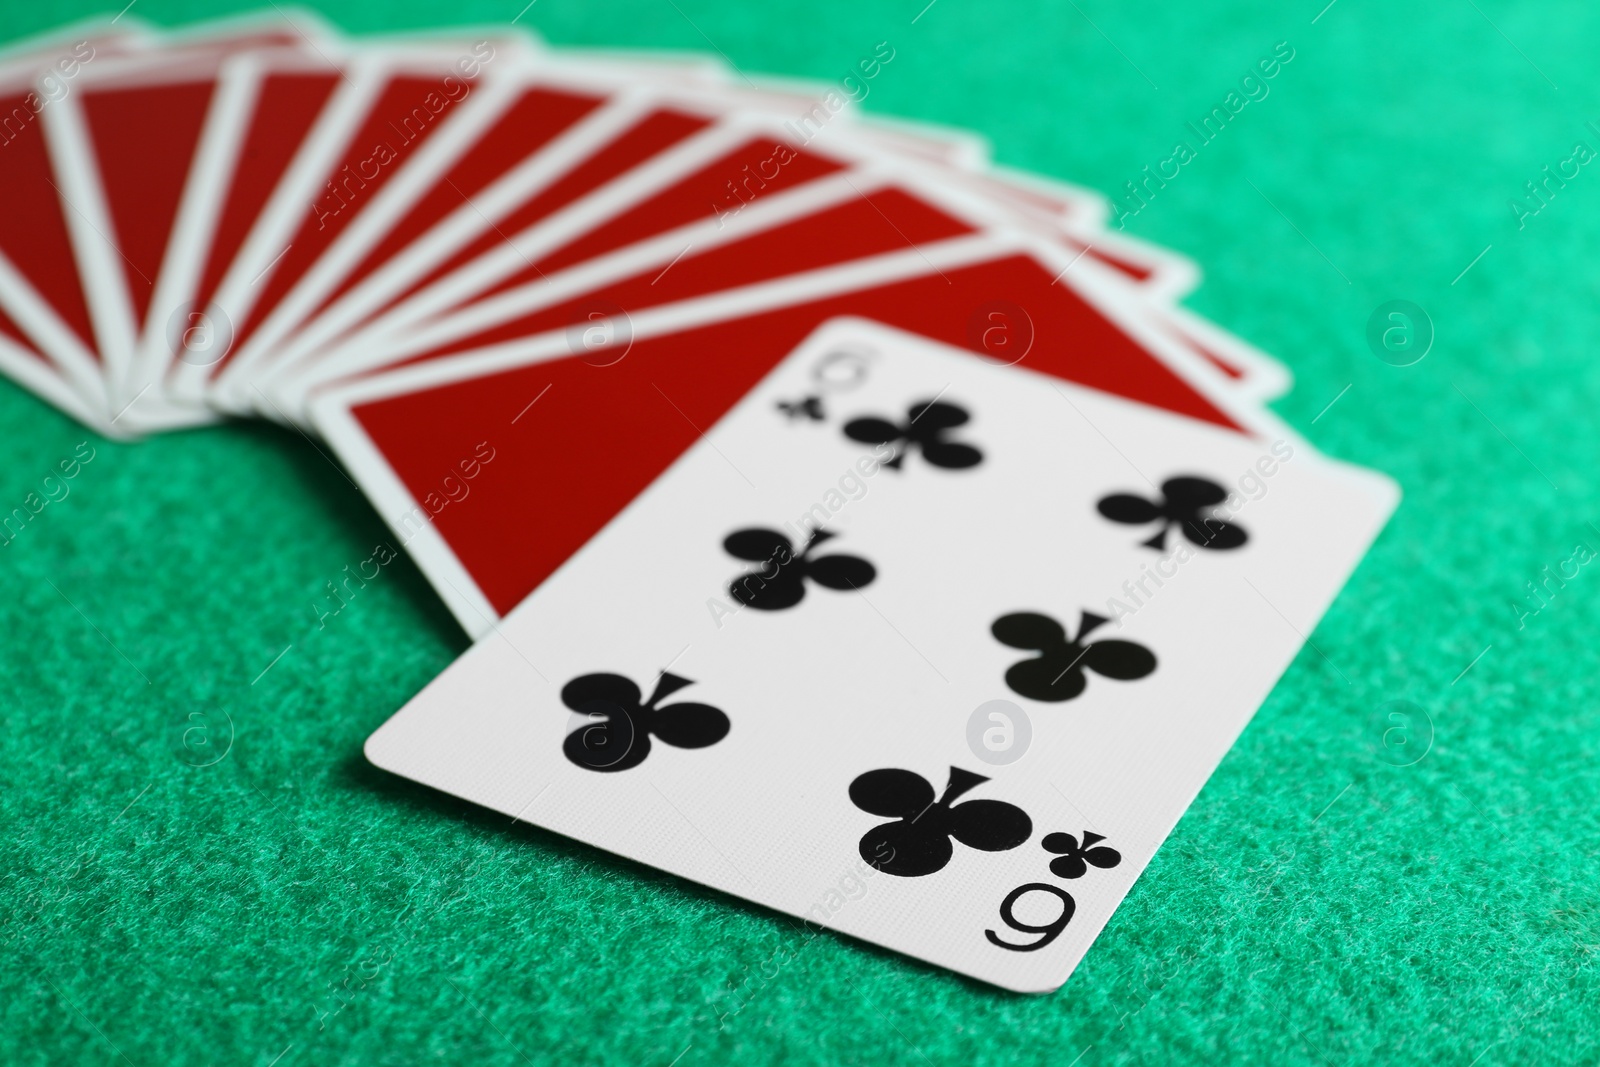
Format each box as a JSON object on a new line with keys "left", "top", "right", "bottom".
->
{"left": 4, "top": 13, "right": 1398, "bottom": 992}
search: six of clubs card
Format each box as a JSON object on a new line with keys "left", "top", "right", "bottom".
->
{"left": 364, "top": 319, "right": 1398, "bottom": 992}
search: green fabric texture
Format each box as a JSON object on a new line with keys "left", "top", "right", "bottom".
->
{"left": 3, "top": 1, "right": 1598, "bottom": 1063}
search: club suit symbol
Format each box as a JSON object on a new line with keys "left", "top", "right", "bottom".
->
{"left": 1042, "top": 831, "right": 1122, "bottom": 879}
{"left": 991, "top": 611, "right": 1156, "bottom": 702}
{"left": 776, "top": 395, "right": 825, "bottom": 420}
{"left": 843, "top": 399, "right": 983, "bottom": 470}
{"left": 849, "top": 766, "right": 1032, "bottom": 877}
{"left": 561, "top": 672, "right": 728, "bottom": 772}
{"left": 723, "top": 527, "right": 875, "bottom": 611}
{"left": 1097, "top": 476, "right": 1248, "bottom": 551}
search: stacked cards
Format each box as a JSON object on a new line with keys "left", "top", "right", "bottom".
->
{"left": 1, "top": 13, "right": 1399, "bottom": 991}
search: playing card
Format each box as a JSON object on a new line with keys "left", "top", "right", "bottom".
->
{"left": 42, "top": 40, "right": 329, "bottom": 428}
{"left": 0, "top": 40, "right": 121, "bottom": 421}
{"left": 311, "top": 227, "right": 1290, "bottom": 634}
{"left": 360, "top": 317, "right": 1397, "bottom": 992}
{"left": 0, "top": 15, "right": 328, "bottom": 430}
{"left": 50, "top": 52, "right": 243, "bottom": 392}
{"left": 133, "top": 47, "right": 347, "bottom": 417}
{"left": 0, "top": 21, "right": 180, "bottom": 428}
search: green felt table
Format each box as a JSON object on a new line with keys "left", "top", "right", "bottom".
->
{"left": 3, "top": 1, "right": 1598, "bottom": 1063}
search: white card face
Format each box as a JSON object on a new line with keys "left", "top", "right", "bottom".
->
{"left": 364, "top": 317, "right": 1398, "bottom": 992}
